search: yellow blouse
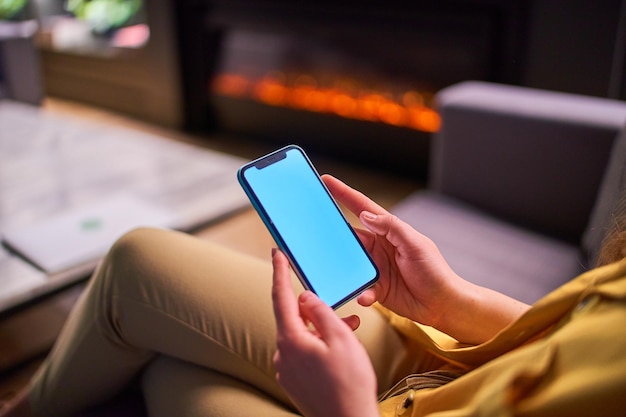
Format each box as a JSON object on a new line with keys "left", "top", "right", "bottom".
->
{"left": 377, "top": 259, "right": 626, "bottom": 416}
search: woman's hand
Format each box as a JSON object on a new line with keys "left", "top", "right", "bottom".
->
{"left": 323, "top": 174, "right": 461, "bottom": 327}
{"left": 271, "top": 249, "right": 380, "bottom": 417}
{"left": 323, "top": 175, "right": 530, "bottom": 344}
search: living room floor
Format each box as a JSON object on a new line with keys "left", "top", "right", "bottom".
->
{"left": 0, "top": 98, "right": 423, "bottom": 406}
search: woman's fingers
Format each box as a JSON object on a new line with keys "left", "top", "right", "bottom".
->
{"left": 272, "top": 249, "right": 306, "bottom": 338}
{"left": 357, "top": 288, "right": 378, "bottom": 307}
{"left": 272, "top": 249, "right": 361, "bottom": 340}
{"left": 342, "top": 314, "right": 361, "bottom": 331}
{"left": 322, "top": 175, "right": 389, "bottom": 218}
{"left": 359, "top": 211, "right": 429, "bottom": 257}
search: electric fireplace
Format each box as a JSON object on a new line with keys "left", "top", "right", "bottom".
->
{"left": 175, "top": 0, "right": 530, "bottom": 177}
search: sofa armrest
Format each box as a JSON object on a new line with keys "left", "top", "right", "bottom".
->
{"left": 431, "top": 81, "right": 626, "bottom": 242}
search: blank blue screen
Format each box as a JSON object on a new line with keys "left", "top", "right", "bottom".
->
{"left": 241, "top": 148, "right": 378, "bottom": 307}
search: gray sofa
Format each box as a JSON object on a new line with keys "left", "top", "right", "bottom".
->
{"left": 392, "top": 81, "right": 626, "bottom": 304}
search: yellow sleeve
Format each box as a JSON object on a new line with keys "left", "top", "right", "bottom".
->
{"left": 377, "top": 260, "right": 626, "bottom": 417}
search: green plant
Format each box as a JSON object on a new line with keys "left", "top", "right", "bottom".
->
{"left": 66, "top": 0, "right": 142, "bottom": 33}
{"left": 0, "top": 0, "right": 27, "bottom": 20}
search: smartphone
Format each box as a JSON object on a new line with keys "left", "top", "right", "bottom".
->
{"left": 237, "top": 145, "right": 379, "bottom": 309}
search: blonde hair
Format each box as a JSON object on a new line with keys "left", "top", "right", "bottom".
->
{"left": 596, "top": 213, "right": 626, "bottom": 267}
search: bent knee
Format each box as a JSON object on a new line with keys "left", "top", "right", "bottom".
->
{"left": 102, "top": 227, "right": 177, "bottom": 276}
{"left": 113, "top": 227, "right": 171, "bottom": 249}
{"left": 110, "top": 226, "right": 170, "bottom": 255}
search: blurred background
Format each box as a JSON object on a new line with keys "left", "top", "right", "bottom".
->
{"left": 2, "top": 0, "right": 625, "bottom": 177}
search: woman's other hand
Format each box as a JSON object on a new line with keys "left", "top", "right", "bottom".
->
{"left": 323, "top": 174, "right": 460, "bottom": 327}
{"left": 323, "top": 175, "right": 530, "bottom": 344}
{"left": 271, "top": 249, "right": 379, "bottom": 417}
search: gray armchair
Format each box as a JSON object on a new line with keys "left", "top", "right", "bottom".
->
{"left": 392, "top": 81, "right": 626, "bottom": 304}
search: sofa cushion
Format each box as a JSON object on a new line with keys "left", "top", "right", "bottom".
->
{"left": 431, "top": 81, "right": 626, "bottom": 243}
{"left": 392, "top": 191, "right": 584, "bottom": 304}
{"left": 582, "top": 124, "right": 626, "bottom": 266}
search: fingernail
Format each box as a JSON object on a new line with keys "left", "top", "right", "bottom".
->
{"left": 362, "top": 211, "right": 378, "bottom": 221}
{"left": 271, "top": 247, "right": 277, "bottom": 257}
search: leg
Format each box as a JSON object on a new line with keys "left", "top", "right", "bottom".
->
{"left": 25, "top": 228, "right": 425, "bottom": 416}
{"left": 142, "top": 356, "right": 301, "bottom": 417}
{"left": 29, "top": 228, "right": 291, "bottom": 416}
{"left": 139, "top": 305, "right": 420, "bottom": 417}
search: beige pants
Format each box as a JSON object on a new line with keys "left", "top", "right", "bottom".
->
{"left": 28, "top": 228, "right": 418, "bottom": 417}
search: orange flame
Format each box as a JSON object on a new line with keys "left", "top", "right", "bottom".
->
{"left": 211, "top": 72, "right": 440, "bottom": 133}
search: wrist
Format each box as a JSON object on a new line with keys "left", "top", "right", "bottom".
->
{"left": 417, "top": 270, "right": 467, "bottom": 331}
{"left": 433, "top": 278, "right": 530, "bottom": 344}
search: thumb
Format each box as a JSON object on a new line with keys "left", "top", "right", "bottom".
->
{"left": 357, "top": 288, "right": 377, "bottom": 307}
{"left": 359, "top": 211, "right": 405, "bottom": 240}
{"left": 359, "top": 211, "right": 394, "bottom": 234}
{"left": 298, "top": 291, "right": 349, "bottom": 342}
{"left": 359, "top": 211, "right": 427, "bottom": 255}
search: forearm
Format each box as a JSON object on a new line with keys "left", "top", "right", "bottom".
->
{"left": 432, "top": 276, "right": 531, "bottom": 345}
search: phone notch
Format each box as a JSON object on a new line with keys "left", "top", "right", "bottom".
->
{"left": 254, "top": 148, "right": 288, "bottom": 169}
